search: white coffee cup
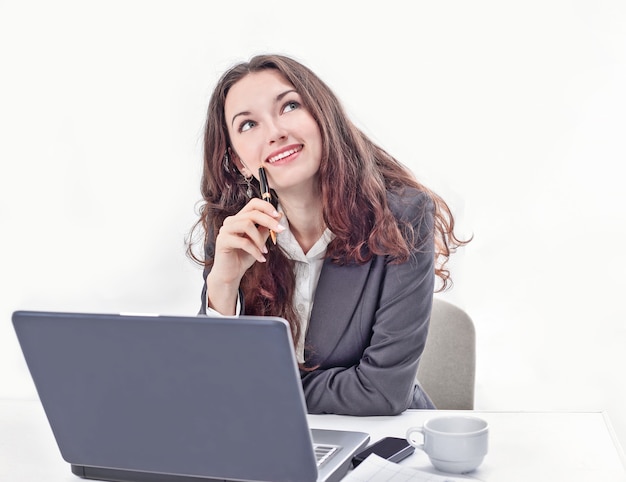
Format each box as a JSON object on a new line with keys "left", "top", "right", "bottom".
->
{"left": 406, "top": 415, "right": 488, "bottom": 474}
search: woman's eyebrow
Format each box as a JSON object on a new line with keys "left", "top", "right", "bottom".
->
{"left": 230, "top": 89, "right": 298, "bottom": 127}
{"left": 276, "top": 89, "right": 297, "bottom": 102}
{"left": 231, "top": 110, "right": 251, "bottom": 128}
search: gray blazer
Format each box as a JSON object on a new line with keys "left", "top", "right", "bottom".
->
{"left": 200, "top": 187, "right": 436, "bottom": 416}
{"left": 300, "top": 188, "right": 435, "bottom": 415}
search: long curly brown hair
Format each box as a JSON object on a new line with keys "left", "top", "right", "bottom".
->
{"left": 187, "top": 54, "right": 469, "bottom": 347}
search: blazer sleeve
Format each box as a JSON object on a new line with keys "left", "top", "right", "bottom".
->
{"left": 198, "top": 230, "right": 244, "bottom": 316}
{"left": 300, "top": 190, "right": 436, "bottom": 415}
{"left": 198, "top": 236, "right": 214, "bottom": 315}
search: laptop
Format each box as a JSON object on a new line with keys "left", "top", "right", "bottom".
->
{"left": 12, "top": 310, "right": 370, "bottom": 482}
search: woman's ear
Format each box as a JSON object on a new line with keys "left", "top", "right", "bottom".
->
{"left": 228, "top": 147, "right": 253, "bottom": 178}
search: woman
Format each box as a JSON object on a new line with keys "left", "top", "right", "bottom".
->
{"left": 187, "top": 54, "right": 467, "bottom": 416}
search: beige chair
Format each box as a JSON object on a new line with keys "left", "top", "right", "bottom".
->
{"left": 416, "top": 298, "right": 476, "bottom": 410}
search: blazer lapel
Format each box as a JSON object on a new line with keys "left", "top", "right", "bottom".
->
{"left": 304, "top": 258, "right": 372, "bottom": 365}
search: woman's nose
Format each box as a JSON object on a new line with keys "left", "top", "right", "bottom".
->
{"left": 266, "top": 119, "right": 288, "bottom": 144}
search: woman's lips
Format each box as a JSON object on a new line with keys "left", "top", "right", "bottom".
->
{"left": 266, "top": 145, "right": 303, "bottom": 164}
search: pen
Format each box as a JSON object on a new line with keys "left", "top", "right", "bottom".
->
{"left": 258, "top": 167, "right": 277, "bottom": 245}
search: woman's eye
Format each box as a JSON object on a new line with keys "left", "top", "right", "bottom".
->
{"left": 283, "top": 101, "right": 300, "bottom": 113}
{"left": 239, "top": 120, "right": 255, "bottom": 133}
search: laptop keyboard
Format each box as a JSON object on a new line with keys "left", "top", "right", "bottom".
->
{"left": 314, "top": 443, "right": 340, "bottom": 467}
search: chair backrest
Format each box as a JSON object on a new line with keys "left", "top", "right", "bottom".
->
{"left": 416, "top": 298, "right": 476, "bottom": 410}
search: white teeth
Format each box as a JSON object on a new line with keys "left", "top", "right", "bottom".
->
{"left": 268, "top": 146, "right": 302, "bottom": 163}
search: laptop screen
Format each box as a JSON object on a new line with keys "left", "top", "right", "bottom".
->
{"left": 13, "top": 311, "right": 320, "bottom": 482}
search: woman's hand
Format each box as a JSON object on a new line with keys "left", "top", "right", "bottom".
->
{"left": 205, "top": 199, "right": 283, "bottom": 314}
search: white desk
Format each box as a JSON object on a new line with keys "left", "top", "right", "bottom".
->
{"left": 2, "top": 399, "right": 625, "bottom": 482}
{"left": 310, "top": 410, "right": 626, "bottom": 481}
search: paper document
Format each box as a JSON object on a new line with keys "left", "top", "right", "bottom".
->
{"left": 343, "top": 454, "right": 482, "bottom": 482}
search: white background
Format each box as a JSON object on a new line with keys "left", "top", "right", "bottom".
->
{"left": 2, "top": 0, "right": 626, "bottom": 453}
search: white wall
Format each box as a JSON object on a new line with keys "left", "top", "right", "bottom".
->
{"left": 2, "top": 0, "right": 625, "bottom": 451}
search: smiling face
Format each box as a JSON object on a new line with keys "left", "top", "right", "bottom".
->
{"left": 224, "top": 70, "right": 323, "bottom": 198}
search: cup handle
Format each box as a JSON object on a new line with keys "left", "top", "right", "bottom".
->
{"left": 406, "top": 426, "right": 425, "bottom": 451}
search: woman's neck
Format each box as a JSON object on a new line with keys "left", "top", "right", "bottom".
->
{"left": 278, "top": 189, "right": 325, "bottom": 255}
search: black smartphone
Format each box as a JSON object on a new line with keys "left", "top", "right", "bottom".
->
{"left": 351, "top": 436, "right": 415, "bottom": 467}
